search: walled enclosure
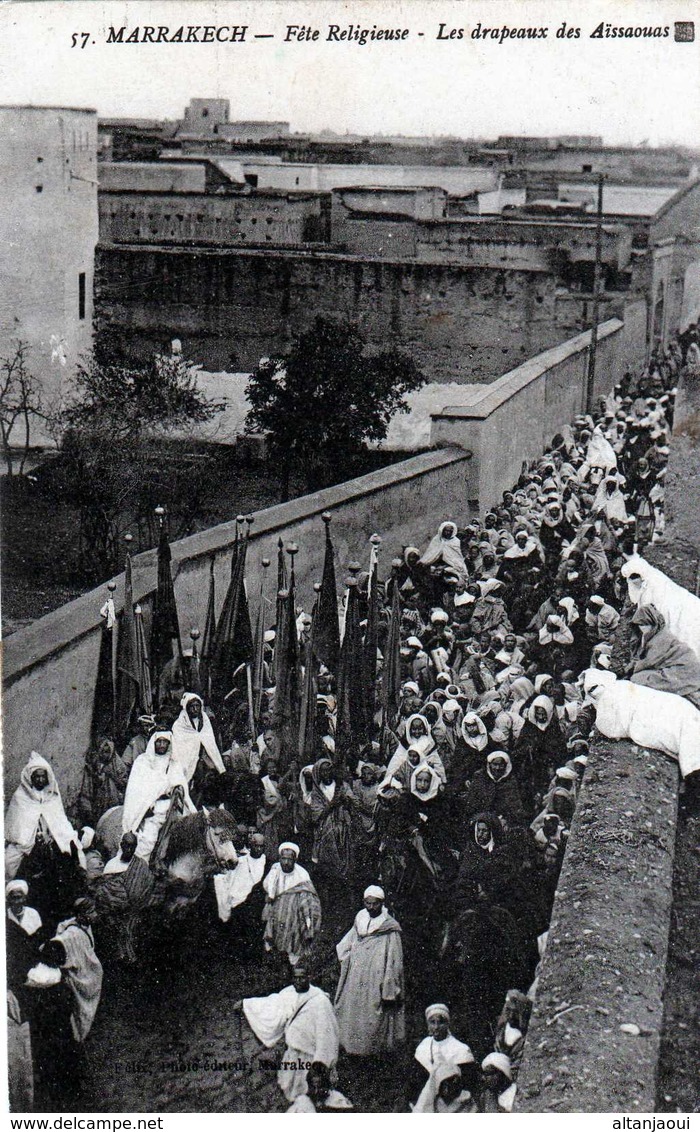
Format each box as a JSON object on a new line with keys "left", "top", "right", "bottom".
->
{"left": 97, "top": 244, "right": 581, "bottom": 383}
{"left": 2, "top": 449, "right": 471, "bottom": 805}
{"left": 430, "top": 318, "right": 629, "bottom": 511}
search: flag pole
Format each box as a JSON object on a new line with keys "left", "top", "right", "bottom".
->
{"left": 243, "top": 514, "right": 256, "bottom": 738}
{"left": 254, "top": 556, "right": 271, "bottom": 718}
{"left": 246, "top": 663, "right": 256, "bottom": 742}
{"left": 104, "top": 580, "right": 118, "bottom": 736}
{"left": 380, "top": 557, "right": 403, "bottom": 762}
{"left": 366, "top": 532, "right": 382, "bottom": 741}
{"left": 189, "top": 626, "right": 200, "bottom": 694}
{"left": 111, "top": 531, "right": 133, "bottom": 733}
{"left": 298, "top": 580, "right": 321, "bottom": 759}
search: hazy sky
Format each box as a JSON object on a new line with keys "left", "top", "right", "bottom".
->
{"left": 1, "top": 0, "right": 698, "bottom": 146}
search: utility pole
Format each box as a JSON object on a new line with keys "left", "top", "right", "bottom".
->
{"left": 585, "top": 173, "right": 605, "bottom": 414}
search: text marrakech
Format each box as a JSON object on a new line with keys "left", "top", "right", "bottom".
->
{"left": 106, "top": 25, "right": 249, "bottom": 42}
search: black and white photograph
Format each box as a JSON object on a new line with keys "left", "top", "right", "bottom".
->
{"left": 1, "top": 0, "right": 699, "bottom": 1117}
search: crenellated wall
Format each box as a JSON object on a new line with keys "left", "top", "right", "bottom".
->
{"left": 99, "top": 189, "right": 328, "bottom": 249}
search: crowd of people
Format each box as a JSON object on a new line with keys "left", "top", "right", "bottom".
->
{"left": 7, "top": 335, "right": 700, "bottom": 1113}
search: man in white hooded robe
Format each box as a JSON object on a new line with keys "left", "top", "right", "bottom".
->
{"left": 5, "top": 754, "right": 84, "bottom": 881}
{"left": 121, "top": 731, "right": 195, "bottom": 861}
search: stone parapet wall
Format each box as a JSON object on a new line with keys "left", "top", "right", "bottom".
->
{"left": 516, "top": 736, "right": 677, "bottom": 1112}
{"left": 431, "top": 319, "right": 627, "bottom": 511}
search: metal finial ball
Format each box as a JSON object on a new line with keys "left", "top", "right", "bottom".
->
{"left": 190, "top": 627, "right": 200, "bottom": 641}
{"left": 262, "top": 558, "right": 271, "bottom": 568}
{"left": 322, "top": 512, "right": 332, "bottom": 525}
{"left": 246, "top": 514, "right": 254, "bottom": 524}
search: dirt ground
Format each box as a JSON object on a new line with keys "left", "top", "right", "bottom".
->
{"left": 45, "top": 900, "right": 427, "bottom": 1114}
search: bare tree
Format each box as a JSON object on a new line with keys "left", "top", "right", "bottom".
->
{"left": 0, "top": 341, "right": 47, "bottom": 478}
{"left": 57, "top": 343, "right": 224, "bottom": 576}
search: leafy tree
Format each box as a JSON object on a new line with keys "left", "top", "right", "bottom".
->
{"left": 245, "top": 317, "right": 426, "bottom": 499}
{"left": 0, "top": 341, "right": 48, "bottom": 478}
{"left": 57, "top": 344, "right": 224, "bottom": 577}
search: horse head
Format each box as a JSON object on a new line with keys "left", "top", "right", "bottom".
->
{"left": 202, "top": 807, "right": 239, "bottom": 873}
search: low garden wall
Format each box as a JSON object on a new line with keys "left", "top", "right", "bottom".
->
{"left": 430, "top": 318, "right": 626, "bottom": 513}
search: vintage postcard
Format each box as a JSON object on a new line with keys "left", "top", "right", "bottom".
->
{"left": 1, "top": 0, "right": 699, "bottom": 1120}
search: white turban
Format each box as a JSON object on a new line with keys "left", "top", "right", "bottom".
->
{"left": 482, "top": 1052, "right": 513, "bottom": 1079}
{"left": 425, "top": 1003, "right": 450, "bottom": 1023}
{"left": 363, "top": 884, "right": 385, "bottom": 901}
{"left": 278, "top": 842, "right": 300, "bottom": 858}
{"left": 556, "top": 766, "right": 577, "bottom": 782}
{"left": 6, "top": 879, "right": 29, "bottom": 898}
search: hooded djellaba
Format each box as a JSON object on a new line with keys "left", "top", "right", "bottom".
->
{"left": 513, "top": 696, "right": 565, "bottom": 813}
{"left": 5, "top": 753, "right": 86, "bottom": 885}
{"left": 628, "top": 603, "right": 700, "bottom": 708}
{"left": 457, "top": 752, "right": 526, "bottom": 830}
